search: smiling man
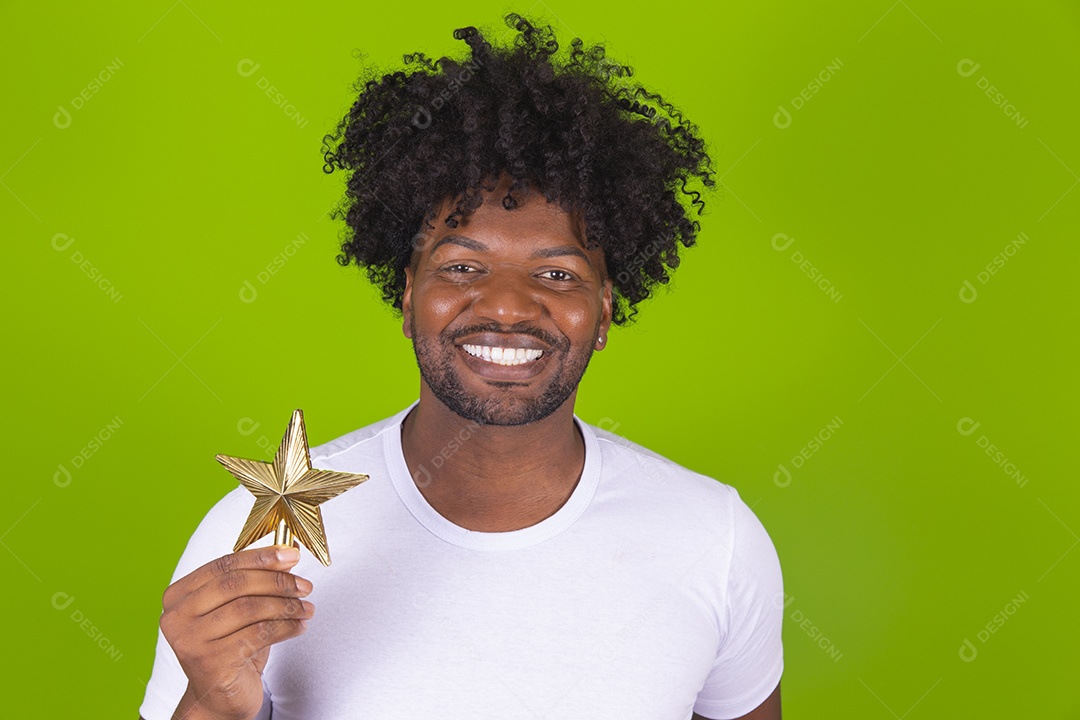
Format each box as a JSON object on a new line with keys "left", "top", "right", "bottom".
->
{"left": 139, "top": 13, "right": 782, "bottom": 720}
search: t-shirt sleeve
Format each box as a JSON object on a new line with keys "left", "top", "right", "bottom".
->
{"left": 692, "top": 486, "right": 784, "bottom": 719}
{"left": 138, "top": 487, "right": 273, "bottom": 720}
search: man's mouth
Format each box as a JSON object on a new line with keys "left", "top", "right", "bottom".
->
{"left": 461, "top": 344, "right": 544, "bottom": 366}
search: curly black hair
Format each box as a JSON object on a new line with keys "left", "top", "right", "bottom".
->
{"left": 321, "top": 12, "right": 715, "bottom": 325}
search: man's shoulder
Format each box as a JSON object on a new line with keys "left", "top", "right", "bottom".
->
{"left": 583, "top": 419, "right": 740, "bottom": 507}
{"left": 582, "top": 419, "right": 776, "bottom": 576}
{"left": 308, "top": 405, "right": 411, "bottom": 467}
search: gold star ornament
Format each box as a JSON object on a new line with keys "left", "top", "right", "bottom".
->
{"left": 215, "top": 409, "right": 369, "bottom": 566}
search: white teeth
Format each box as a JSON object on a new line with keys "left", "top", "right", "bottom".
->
{"left": 462, "top": 344, "right": 544, "bottom": 366}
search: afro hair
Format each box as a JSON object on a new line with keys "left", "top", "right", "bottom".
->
{"left": 321, "top": 12, "right": 716, "bottom": 325}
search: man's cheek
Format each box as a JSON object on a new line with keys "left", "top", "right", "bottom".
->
{"left": 427, "top": 293, "right": 465, "bottom": 317}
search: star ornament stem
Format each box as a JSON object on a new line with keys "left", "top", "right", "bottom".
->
{"left": 215, "top": 409, "right": 369, "bottom": 566}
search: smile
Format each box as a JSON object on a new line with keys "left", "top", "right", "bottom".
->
{"left": 462, "top": 344, "right": 544, "bottom": 366}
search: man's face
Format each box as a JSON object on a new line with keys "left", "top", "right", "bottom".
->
{"left": 402, "top": 180, "right": 613, "bottom": 426}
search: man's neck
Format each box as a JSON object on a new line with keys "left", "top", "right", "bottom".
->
{"left": 399, "top": 387, "right": 586, "bottom": 532}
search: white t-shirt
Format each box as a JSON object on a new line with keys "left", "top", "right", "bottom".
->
{"left": 139, "top": 403, "right": 783, "bottom": 720}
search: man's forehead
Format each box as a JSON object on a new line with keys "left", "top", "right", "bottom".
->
{"left": 423, "top": 193, "right": 590, "bottom": 248}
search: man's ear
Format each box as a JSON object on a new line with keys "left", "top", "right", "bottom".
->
{"left": 402, "top": 265, "right": 414, "bottom": 339}
{"left": 595, "top": 278, "right": 613, "bottom": 350}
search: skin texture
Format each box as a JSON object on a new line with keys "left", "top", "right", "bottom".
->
{"left": 399, "top": 173, "right": 612, "bottom": 531}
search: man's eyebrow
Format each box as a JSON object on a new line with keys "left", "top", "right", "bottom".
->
{"left": 531, "top": 245, "right": 590, "bottom": 261}
{"left": 428, "top": 235, "right": 590, "bottom": 262}
{"left": 430, "top": 235, "right": 487, "bottom": 254}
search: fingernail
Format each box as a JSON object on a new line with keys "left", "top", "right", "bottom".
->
{"left": 276, "top": 546, "right": 300, "bottom": 563}
{"left": 301, "top": 600, "right": 315, "bottom": 615}
{"left": 296, "top": 577, "right": 313, "bottom": 595}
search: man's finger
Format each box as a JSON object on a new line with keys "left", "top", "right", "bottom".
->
{"left": 162, "top": 545, "right": 300, "bottom": 610}
{"left": 185, "top": 569, "right": 313, "bottom": 617}
{"left": 213, "top": 614, "right": 310, "bottom": 664}
{"left": 202, "top": 595, "right": 315, "bottom": 642}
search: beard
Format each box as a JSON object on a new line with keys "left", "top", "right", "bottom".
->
{"left": 409, "top": 317, "right": 597, "bottom": 426}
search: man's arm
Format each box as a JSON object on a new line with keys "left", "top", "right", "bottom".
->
{"left": 692, "top": 680, "right": 781, "bottom": 720}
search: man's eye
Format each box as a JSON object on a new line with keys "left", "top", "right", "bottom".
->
{"left": 443, "top": 264, "right": 476, "bottom": 274}
{"left": 540, "top": 270, "right": 574, "bottom": 281}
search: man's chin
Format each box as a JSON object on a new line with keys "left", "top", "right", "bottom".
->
{"left": 445, "top": 398, "right": 557, "bottom": 427}
{"left": 431, "top": 385, "right": 575, "bottom": 427}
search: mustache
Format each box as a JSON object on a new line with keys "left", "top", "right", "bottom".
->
{"left": 447, "top": 323, "right": 568, "bottom": 351}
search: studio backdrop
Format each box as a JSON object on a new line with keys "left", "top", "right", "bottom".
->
{"left": 3, "top": 1, "right": 1078, "bottom": 717}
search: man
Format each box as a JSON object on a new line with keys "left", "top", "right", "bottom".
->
{"left": 140, "top": 13, "right": 782, "bottom": 720}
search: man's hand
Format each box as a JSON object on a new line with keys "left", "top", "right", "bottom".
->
{"left": 159, "top": 545, "right": 315, "bottom": 720}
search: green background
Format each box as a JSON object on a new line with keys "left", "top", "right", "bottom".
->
{"left": 3, "top": 1, "right": 1078, "bottom": 717}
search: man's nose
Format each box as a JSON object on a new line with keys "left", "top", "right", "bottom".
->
{"left": 470, "top": 271, "right": 543, "bottom": 324}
